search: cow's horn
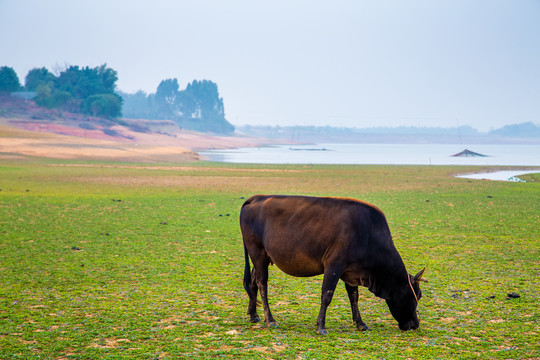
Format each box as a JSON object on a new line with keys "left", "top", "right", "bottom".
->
{"left": 413, "top": 268, "right": 427, "bottom": 283}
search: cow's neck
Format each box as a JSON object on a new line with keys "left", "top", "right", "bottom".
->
{"left": 365, "top": 259, "right": 409, "bottom": 300}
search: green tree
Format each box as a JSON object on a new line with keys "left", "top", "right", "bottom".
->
{"left": 181, "top": 80, "right": 233, "bottom": 134}
{"left": 34, "top": 83, "right": 52, "bottom": 107}
{"left": 34, "top": 84, "right": 73, "bottom": 109}
{"left": 0, "top": 66, "right": 22, "bottom": 93}
{"left": 155, "top": 78, "right": 179, "bottom": 118}
{"left": 82, "top": 94, "right": 122, "bottom": 118}
{"left": 56, "top": 65, "right": 101, "bottom": 99}
{"left": 32, "top": 64, "right": 123, "bottom": 117}
{"left": 25, "top": 67, "right": 55, "bottom": 91}
{"left": 54, "top": 64, "right": 118, "bottom": 100}
{"left": 50, "top": 91, "right": 73, "bottom": 108}
{"left": 120, "top": 77, "right": 234, "bottom": 134}
{"left": 97, "top": 64, "right": 118, "bottom": 93}
{"left": 156, "top": 78, "right": 179, "bottom": 104}
{"left": 120, "top": 90, "right": 153, "bottom": 119}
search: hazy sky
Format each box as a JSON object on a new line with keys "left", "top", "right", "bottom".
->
{"left": 1, "top": 0, "right": 539, "bottom": 131}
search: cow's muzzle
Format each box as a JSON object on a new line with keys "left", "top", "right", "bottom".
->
{"left": 399, "top": 319, "right": 419, "bottom": 331}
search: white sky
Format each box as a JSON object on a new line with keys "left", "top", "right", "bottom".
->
{"left": 1, "top": 0, "right": 539, "bottom": 131}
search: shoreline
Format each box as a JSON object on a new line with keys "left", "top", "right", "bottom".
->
{"left": 198, "top": 143, "right": 540, "bottom": 167}
{"left": 3, "top": 118, "right": 538, "bottom": 167}
{"left": 0, "top": 118, "right": 293, "bottom": 162}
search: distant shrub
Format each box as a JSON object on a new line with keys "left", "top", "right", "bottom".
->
{"left": 102, "top": 128, "right": 119, "bottom": 137}
{"left": 30, "top": 112, "right": 54, "bottom": 120}
{"left": 129, "top": 123, "right": 150, "bottom": 133}
{"left": 83, "top": 94, "right": 122, "bottom": 118}
{"left": 78, "top": 122, "right": 96, "bottom": 130}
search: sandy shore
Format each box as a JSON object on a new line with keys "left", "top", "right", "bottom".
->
{"left": 0, "top": 118, "right": 283, "bottom": 162}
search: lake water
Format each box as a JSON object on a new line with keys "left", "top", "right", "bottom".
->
{"left": 455, "top": 170, "right": 539, "bottom": 181}
{"left": 200, "top": 143, "right": 540, "bottom": 166}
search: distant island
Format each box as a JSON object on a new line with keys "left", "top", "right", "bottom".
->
{"left": 236, "top": 123, "right": 540, "bottom": 145}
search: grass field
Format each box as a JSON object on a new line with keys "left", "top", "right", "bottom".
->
{"left": 0, "top": 159, "right": 539, "bottom": 359}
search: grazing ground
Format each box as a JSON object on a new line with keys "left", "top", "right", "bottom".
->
{"left": 0, "top": 159, "right": 538, "bottom": 359}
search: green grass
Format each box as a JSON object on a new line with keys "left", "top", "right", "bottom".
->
{"left": 0, "top": 160, "right": 539, "bottom": 359}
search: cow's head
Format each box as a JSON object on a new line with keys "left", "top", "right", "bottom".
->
{"left": 385, "top": 268, "right": 427, "bottom": 331}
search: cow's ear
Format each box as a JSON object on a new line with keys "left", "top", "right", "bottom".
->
{"left": 413, "top": 268, "right": 428, "bottom": 283}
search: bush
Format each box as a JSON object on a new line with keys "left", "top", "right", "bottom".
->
{"left": 82, "top": 94, "right": 122, "bottom": 118}
{"left": 102, "top": 128, "right": 119, "bottom": 137}
{"left": 78, "top": 122, "right": 96, "bottom": 130}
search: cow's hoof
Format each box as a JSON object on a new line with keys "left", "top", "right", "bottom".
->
{"left": 250, "top": 315, "right": 261, "bottom": 323}
{"left": 358, "top": 324, "right": 370, "bottom": 331}
{"left": 317, "top": 328, "right": 328, "bottom": 335}
{"left": 268, "top": 321, "right": 279, "bottom": 328}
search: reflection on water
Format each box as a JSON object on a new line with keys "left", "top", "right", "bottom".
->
{"left": 200, "top": 143, "right": 540, "bottom": 166}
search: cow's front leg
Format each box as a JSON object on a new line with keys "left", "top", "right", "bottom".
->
{"left": 344, "top": 283, "right": 369, "bottom": 331}
{"left": 316, "top": 267, "right": 342, "bottom": 335}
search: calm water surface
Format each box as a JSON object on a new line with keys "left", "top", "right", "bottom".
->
{"left": 200, "top": 143, "right": 540, "bottom": 166}
{"left": 455, "top": 170, "right": 539, "bottom": 181}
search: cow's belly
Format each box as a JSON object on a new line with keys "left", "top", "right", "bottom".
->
{"left": 266, "top": 247, "right": 325, "bottom": 277}
{"left": 274, "top": 261, "right": 324, "bottom": 277}
{"left": 261, "top": 220, "right": 339, "bottom": 277}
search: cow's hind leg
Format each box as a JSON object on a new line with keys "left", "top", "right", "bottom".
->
{"left": 344, "top": 283, "right": 369, "bottom": 331}
{"left": 247, "top": 267, "right": 260, "bottom": 323}
{"left": 316, "top": 266, "right": 343, "bottom": 335}
{"left": 255, "top": 259, "right": 278, "bottom": 328}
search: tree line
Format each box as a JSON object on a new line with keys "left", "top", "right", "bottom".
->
{"left": 0, "top": 64, "right": 122, "bottom": 118}
{"left": 120, "top": 79, "right": 234, "bottom": 134}
{"left": 0, "top": 65, "right": 234, "bottom": 134}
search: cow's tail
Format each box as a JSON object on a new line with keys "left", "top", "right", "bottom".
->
{"left": 241, "top": 197, "right": 259, "bottom": 302}
{"left": 243, "top": 241, "right": 255, "bottom": 299}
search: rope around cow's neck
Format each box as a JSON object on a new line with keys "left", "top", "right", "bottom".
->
{"left": 408, "top": 274, "right": 418, "bottom": 305}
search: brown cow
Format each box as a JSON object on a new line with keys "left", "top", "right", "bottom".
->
{"left": 240, "top": 195, "right": 426, "bottom": 334}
